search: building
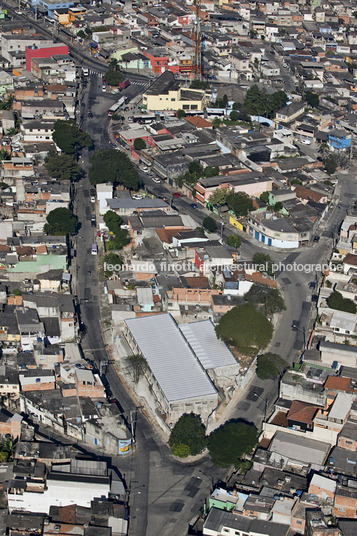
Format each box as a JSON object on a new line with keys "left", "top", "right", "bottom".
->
{"left": 142, "top": 71, "right": 206, "bottom": 112}
{"left": 123, "top": 313, "right": 218, "bottom": 425}
{"left": 203, "top": 508, "right": 289, "bottom": 536}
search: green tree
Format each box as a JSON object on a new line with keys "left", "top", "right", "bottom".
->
{"left": 327, "top": 291, "right": 356, "bottom": 314}
{"left": 125, "top": 354, "right": 148, "bottom": 384}
{"left": 244, "top": 85, "right": 267, "bottom": 116}
{"left": 208, "top": 188, "right": 228, "bottom": 207}
{"left": 203, "top": 166, "right": 219, "bottom": 178}
{"left": 259, "top": 191, "right": 270, "bottom": 204}
{"left": 53, "top": 120, "right": 92, "bottom": 155}
{"left": 273, "top": 201, "right": 283, "bottom": 212}
{"left": 170, "top": 443, "right": 191, "bottom": 457}
{"left": 226, "top": 234, "right": 241, "bottom": 249}
{"left": 324, "top": 154, "right": 338, "bottom": 175}
{"left": 104, "top": 59, "right": 124, "bottom": 86}
{"left": 227, "top": 191, "right": 253, "bottom": 217}
{"left": 244, "top": 284, "right": 286, "bottom": 317}
{"left": 103, "top": 210, "right": 130, "bottom": 249}
{"left": 103, "top": 252, "right": 123, "bottom": 277}
{"left": 203, "top": 216, "right": 218, "bottom": 232}
{"left": 216, "top": 303, "right": 273, "bottom": 355}
{"left": 104, "top": 210, "right": 123, "bottom": 233}
{"left": 133, "top": 138, "right": 146, "bottom": 150}
{"left": 169, "top": 413, "right": 207, "bottom": 457}
{"left": 212, "top": 118, "right": 222, "bottom": 128}
{"left": 176, "top": 109, "right": 186, "bottom": 119}
{"left": 77, "top": 29, "right": 88, "bottom": 39}
{"left": 252, "top": 252, "right": 274, "bottom": 275}
{"left": 208, "top": 422, "right": 258, "bottom": 468}
{"left": 188, "top": 161, "right": 203, "bottom": 176}
{"left": 44, "top": 208, "right": 78, "bottom": 236}
{"left": 190, "top": 79, "right": 208, "bottom": 89}
{"left": 0, "top": 437, "right": 16, "bottom": 462}
{"left": 305, "top": 91, "right": 319, "bottom": 108}
{"left": 268, "top": 90, "right": 288, "bottom": 116}
{"left": 229, "top": 110, "right": 239, "bottom": 121}
{"left": 256, "top": 353, "right": 287, "bottom": 380}
{"left": 0, "top": 95, "right": 13, "bottom": 111}
{"left": 89, "top": 149, "right": 141, "bottom": 190}
{"left": 45, "top": 153, "right": 83, "bottom": 181}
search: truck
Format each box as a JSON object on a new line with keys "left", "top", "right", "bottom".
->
{"left": 118, "top": 79, "right": 131, "bottom": 90}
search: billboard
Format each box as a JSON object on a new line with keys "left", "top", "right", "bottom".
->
{"left": 118, "top": 439, "right": 133, "bottom": 455}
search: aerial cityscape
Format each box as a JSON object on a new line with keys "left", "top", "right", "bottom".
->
{"left": 0, "top": 0, "right": 356, "bottom": 535}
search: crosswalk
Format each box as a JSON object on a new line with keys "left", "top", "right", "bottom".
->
{"left": 131, "top": 80, "right": 149, "bottom": 86}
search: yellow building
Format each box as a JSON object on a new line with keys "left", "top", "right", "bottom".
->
{"left": 69, "top": 6, "right": 86, "bottom": 22}
{"left": 142, "top": 71, "right": 206, "bottom": 112}
{"left": 53, "top": 9, "right": 70, "bottom": 26}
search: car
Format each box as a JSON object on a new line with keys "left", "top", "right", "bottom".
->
{"left": 88, "top": 111, "right": 93, "bottom": 118}
{"left": 300, "top": 139, "right": 311, "bottom": 145}
{"left": 132, "top": 194, "right": 143, "bottom": 200}
{"left": 190, "top": 203, "right": 198, "bottom": 209}
{"left": 173, "top": 192, "right": 181, "bottom": 198}
{"left": 313, "top": 235, "right": 320, "bottom": 243}
{"left": 142, "top": 166, "right": 149, "bottom": 172}
{"left": 97, "top": 231, "right": 101, "bottom": 237}
{"left": 152, "top": 177, "right": 161, "bottom": 183}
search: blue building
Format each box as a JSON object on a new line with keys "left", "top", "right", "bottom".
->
{"left": 328, "top": 129, "right": 352, "bottom": 151}
{"left": 30, "top": 0, "right": 74, "bottom": 17}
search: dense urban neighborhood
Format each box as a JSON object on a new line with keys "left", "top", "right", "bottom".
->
{"left": 0, "top": 0, "right": 357, "bottom": 535}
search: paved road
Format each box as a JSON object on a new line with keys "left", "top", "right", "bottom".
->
{"left": 74, "top": 74, "right": 226, "bottom": 536}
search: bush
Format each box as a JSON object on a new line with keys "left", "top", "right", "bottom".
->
{"left": 215, "top": 303, "right": 273, "bottom": 355}
{"left": 327, "top": 291, "right": 356, "bottom": 314}
{"left": 256, "top": 353, "right": 287, "bottom": 380}
{"left": 203, "top": 216, "right": 218, "bottom": 232}
{"left": 169, "top": 413, "right": 207, "bottom": 457}
{"left": 208, "top": 422, "right": 258, "bottom": 467}
{"left": 133, "top": 138, "right": 146, "bottom": 150}
{"left": 226, "top": 235, "right": 241, "bottom": 249}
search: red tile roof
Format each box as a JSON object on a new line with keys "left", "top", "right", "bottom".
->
{"left": 287, "top": 400, "right": 321, "bottom": 425}
{"left": 325, "top": 376, "right": 353, "bottom": 392}
{"left": 185, "top": 116, "right": 213, "bottom": 128}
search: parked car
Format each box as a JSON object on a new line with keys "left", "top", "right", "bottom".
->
{"left": 132, "top": 194, "right": 143, "bottom": 200}
{"left": 152, "top": 177, "right": 160, "bottom": 183}
{"left": 88, "top": 111, "right": 93, "bottom": 118}
{"left": 313, "top": 235, "right": 320, "bottom": 242}
{"left": 190, "top": 203, "right": 198, "bottom": 209}
{"left": 142, "top": 166, "right": 149, "bottom": 172}
{"left": 173, "top": 192, "right": 181, "bottom": 197}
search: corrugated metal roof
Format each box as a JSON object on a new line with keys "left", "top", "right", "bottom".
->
{"left": 124, "top": 314, "right": 217, "bottom": 402}
{"left": 179, "top": 320, "right": 237, "bottom": 371}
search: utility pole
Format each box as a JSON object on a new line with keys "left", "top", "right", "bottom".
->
{"left": 192, "top": 0, "right": 202, "bottom": 80}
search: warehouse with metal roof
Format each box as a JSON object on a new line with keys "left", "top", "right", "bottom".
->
{"left": 123, "top": 314, "right": 218, "bottom": 425}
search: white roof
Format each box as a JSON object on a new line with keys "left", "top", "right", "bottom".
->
{"left": 136, "top": 287, "right": 154, "bottom": 306}
{"left": 330, "top": 310, "right": 357, "bottom": 333}
{"left": 310, "top": 474, "right": 337, "bottom": 493}
{"left": 124, "top": 314, "right": 217, "bottom": 402}
{"left": 179, "top": 320, "right": 237, "bottom": 370}
{"left": 269, "top": 431, "right": 331, "bottom": 466}
{"left": 329, "top": 392, "right": 353, "bottom": 422}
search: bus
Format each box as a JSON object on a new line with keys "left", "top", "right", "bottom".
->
{"left": 206, "top": 108, "right": 227, "bottom": 118}
{"left": 107, "top": 96, "right": 127, "bottom": 117}
{"left": 132, "top": 114, "right": 156, "bottom": 124}
{"left": 91, "top": 244, "right": 98, "bottom": 256}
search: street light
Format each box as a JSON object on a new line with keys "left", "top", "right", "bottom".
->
{"left": 253, "top": 392, "right": 268, "bottom": 420}
{"left": 292, "top": 323, "right": 306, "bottom": 348}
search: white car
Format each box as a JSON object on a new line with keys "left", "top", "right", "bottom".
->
{"left": 300, "top": 139, "right": 311, "bottom": 145}
{"left": 152, "top": 177, "right": 161, "bottom": 183}
{"left": 142, "top": 166, "right": 149, "bottom": 172}
{"left": 132, "top": 194, "right": 143, "bottom": 200}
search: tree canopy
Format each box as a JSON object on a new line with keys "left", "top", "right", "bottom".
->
{"left": 327, "top": 291, "right": 356, "bottom": 314}
{"left": 45, "top": 153, "right": 83, "bottom": 181}
{"left": 208, "top": 188, "right": 228, "bottom": 207}
{"left": 259, "top": 191, "right": 270, "bottom": 204}
{"left": 169, "top": 413, "right": 207, "bottom": 457}
{"left": 133, "top": 138, "right": 146, "bottom": 150}
{"left": 53, "top": 120, "right": 92, "bottom": 155}
{"left": 103, "top": 210, "right": 130, "bottom": 250}
{"left": 256, "top": 353, "right": 287, "bottom": 380}
{"left": 324, "top": 154, "right": 338, "bottom": 175}
{"left": 203, "top": 216, "right": 218, "bottom": 232}
{"left": 244, "top": 284, "right": 286, "bottom": 317}
{"left": 89, "top": 149, "right": 141, "bottom": 190}
{"left": 243, "top": 85, "right": 288, "bottom": 118}
{"left": 176, "top": 109, "right": 186, "bottom": 119}
{"left": 44, "top": 207, "right": 78, "bottom": 235}
{"left": 305, "top": 91, "right": 319, "bottom": 108}
{"left": 178, "top": 162, "right": 218, "bottom": 186}
{"left": 208, "top": 422, "right": 258, "bottom": 467}
{"left": 104, "top": 59, "right": 124, "bottom": 86}
{"left": 226, "top": 234, "right": 241, "bottom": 249}
{"left": 190, "top": 79, "right": 208, "bottom": 89}
{"left": 216, "top": 303, "right": 273, "bottom": 355}
{"left": 227, "top": 191, "right": 253, "bottom": 217}
{"left": 103, "top": 252, "right": 123, "bottom": 277}
{"left": 252, "top": 253, "right": 274, "bottom": 275}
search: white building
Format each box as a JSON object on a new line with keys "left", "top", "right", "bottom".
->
{"left": 96, "top": 183, "right": 113, "bottom": 214}
{"left": 123, "top": 314, "right": 218, "bottom": 425}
